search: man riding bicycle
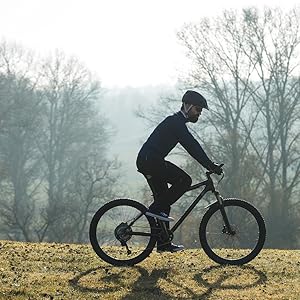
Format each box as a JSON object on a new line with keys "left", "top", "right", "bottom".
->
{"left": 136, "top": 90, "right": 223, "bottom": 253}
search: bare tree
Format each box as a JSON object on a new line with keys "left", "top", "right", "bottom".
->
{"left": 0, "top": 42, "right": 43, "bottom": 241}
{"left": 0, "top": 42, "right": 122, "bottom": 243}
{"left": 64, "top": 155, "right": 121, "bottom": 243}
{"left": 177, "top": 10, "right": 264, "bottom": 199}
{"left": 177, "top": 7, "right": 300, "bottom": 248}
{"left": 241, "top": 7, "right": 300, "bottom": 247}
{"left": 36, "top": 51, "right": 120, "bottom": 242}
{"left": 136, "top": 7, "right": 300, "bottom": 248}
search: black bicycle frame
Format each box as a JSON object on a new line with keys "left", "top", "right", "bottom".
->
{"left": 170, "top": 173, "right": 216, "bottom": 233}
{"left": 171, "top": 172, "right": 234, "bottom": 235}
{"left": 130, "top": 171, "right": 234, "bottom": 237}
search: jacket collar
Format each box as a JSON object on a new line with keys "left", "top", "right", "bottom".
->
{"left": 178, "top": 111, "right": 189, "bottom": 123}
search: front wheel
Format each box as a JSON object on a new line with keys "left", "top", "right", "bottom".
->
{"left": 89, "top": 199, "right": 157, "bottom": 266}
{"left": 199, "top": 199, "right": 266, "bottom": 265}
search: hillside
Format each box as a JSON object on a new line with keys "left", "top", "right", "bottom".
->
{"left": 0, "top": 240, "right": 299, "bottom": 299}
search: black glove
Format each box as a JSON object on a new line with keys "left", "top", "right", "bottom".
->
{"left": 211, "top": 163, "right": 223, "bottom": 175}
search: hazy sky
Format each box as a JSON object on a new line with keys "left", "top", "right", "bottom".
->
{"left": 1, "top": 0, "right": 299, "bottom": 88}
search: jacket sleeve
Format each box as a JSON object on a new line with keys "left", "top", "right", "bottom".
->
{"left": 174, "top": 121, "right": 214, "bottom": 170}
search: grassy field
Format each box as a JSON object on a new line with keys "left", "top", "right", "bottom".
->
{"left": 0, "top": 240, "right": 299, "bottom": 299}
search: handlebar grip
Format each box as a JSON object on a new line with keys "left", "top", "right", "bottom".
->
{"left": 206, "top": 163, "right": 224, "bottom": 175}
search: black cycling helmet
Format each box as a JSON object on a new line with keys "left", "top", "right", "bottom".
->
{"left": 182, "top": 90, "right": 209, "bottom": 110}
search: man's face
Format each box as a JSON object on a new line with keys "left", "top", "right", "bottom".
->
{"left": 187, "top": 105, "right": 203, "bottom": 123}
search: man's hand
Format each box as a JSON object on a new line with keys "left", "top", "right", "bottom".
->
{"left": 211, "top": 163, "right": 223, "bottom": 175}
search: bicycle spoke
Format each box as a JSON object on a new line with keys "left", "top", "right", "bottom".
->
{"left": 206, "top": 206, "right": 260, "bottom": 260}
{"left": 90, "top": 200, "right": 157, "bottom": 265}
{"left": 200, "top": 199, "right": 265, "bottom": 264}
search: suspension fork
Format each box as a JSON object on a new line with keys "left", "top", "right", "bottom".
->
{"left": 215, "top": 192, "right": 235, "bottom": 234}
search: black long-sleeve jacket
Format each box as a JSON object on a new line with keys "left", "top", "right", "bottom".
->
{"left": 137, "top": 111, "right": 214, "bottom": 170}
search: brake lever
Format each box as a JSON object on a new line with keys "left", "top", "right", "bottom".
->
{"left": 206, "top": 163, "right": 225, "bottom": 179}
{"left": 217, "top": 172, "right": 225, "bottom": 184}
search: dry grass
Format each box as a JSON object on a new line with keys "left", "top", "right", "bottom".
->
{"left": 0, "top": 240, "right": 299, "bottom": 299}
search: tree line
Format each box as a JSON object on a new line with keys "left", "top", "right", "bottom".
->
{"left": 138, "top": 7, "right": 300, "bottom": 249}
{"left": 0, "top": 6, "right": 299, "bottom": 249}
{"left": 0, "top": 42, "right": 120, "bottom": 243}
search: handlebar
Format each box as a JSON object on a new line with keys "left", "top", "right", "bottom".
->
{"left": 206, "top": 163, "right": 225, "bottom": 186}
{"left": 206, "top": 163, "right": 224, "bottom": 176}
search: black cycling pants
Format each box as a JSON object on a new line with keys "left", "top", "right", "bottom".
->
{"left": 136, "top": 156, "right": 192, "bottom": 214}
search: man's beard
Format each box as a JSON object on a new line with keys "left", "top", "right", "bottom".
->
{"left": 188, "top": 116, "right": 199, "bottom": 123}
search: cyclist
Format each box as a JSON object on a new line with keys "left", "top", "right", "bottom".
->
{"left": 136, "top": 90, "right": 223, "bottom": 253}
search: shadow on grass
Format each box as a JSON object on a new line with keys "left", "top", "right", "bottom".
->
{"left": 193, "top": 265, "right": 268, "bottom": 299}
{"left": 69, "top": 265, "right": 172, "bottom": 298}
{"left": 69, "top": 264, "right": 267, "bottom": 299}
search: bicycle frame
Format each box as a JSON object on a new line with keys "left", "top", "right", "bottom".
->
{"left": 129, "top": 171, "right": 233, "bottom": 238}
{"left": 170, "top": 172, "right": 221, "bottom": 233}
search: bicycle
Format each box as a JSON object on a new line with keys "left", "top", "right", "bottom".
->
{"left": 89, "top": 164, "right": 266, "bottom": 266}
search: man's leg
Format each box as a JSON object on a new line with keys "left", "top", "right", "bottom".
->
{"left": 140, "top": 161, "right": 191, "bottom": 252}
{"left": 145, "top": 176, "right": 183, "bottom": 252}
{"left": 152, "top": 160, "right": 192, "bottom": 209}
{"left": 141, "top": 159, "right": 192, "bottom": 214}
{"left": 144, "top": 175, "right": 169, "bottom": 214}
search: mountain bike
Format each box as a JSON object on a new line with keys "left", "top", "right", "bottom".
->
{"left": 89, "top": 164, "right": 266, "bottom": 266}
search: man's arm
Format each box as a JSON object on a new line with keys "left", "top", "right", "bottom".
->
{"left": 174, "top": 121, "right": 215, "bottom": 170}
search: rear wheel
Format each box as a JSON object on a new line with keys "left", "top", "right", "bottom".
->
{"left": 199, "top": 199, "right": 266, "bottom": 265}
{"left": 89, "top": 199, "right": 157, "bottom": 266}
